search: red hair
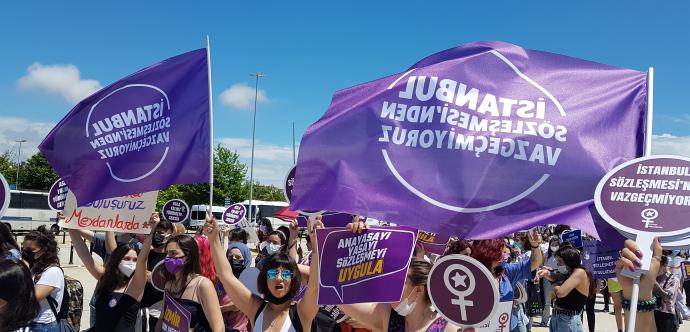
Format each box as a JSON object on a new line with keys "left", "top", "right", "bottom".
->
{"left": 193, "top": 235, "right": 217, "bottom": 285}
{"left": 471, "top": 239, "right": 505, "bottom": 270}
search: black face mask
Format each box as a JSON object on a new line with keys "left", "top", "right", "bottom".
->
{"left": 22, "top": 249, "right": 37, "bottom": 265}
{"left": 231, "top": 259, "right": 245, "bottom": 278}
{"left": 264, "top": 291, "right": 293, "bottom": 305}
{"left": 152, "top": 232, "right": 166, "bottom": 248}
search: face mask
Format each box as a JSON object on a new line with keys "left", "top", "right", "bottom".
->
{"left": 22, "top": 249, "right": 37, "bottom": 265}
{"left": 550, "top": 245, "right": 559, "bottom": 252}
{"left": 557, "top": 265, "right": 569, "bottom": 274}
{"left": 152, "top": 232, "right": 166, "bottom": 248}
{"left": 165, "top": 256, "right": 185, "bottom": 274}
{"left": 231, "top": 259, "right": 245, "bottom": 277}
{"left": 264, "top": 291, "right": 293, "bottom": 305}
{"left": 266, "top": 243, "right": 281, "bottom": 255}
{"left": 118, "top": 261, "right": 136, "bottom": 277}
{"left": 393, "top": 290, "right": 418, "bottom": 316}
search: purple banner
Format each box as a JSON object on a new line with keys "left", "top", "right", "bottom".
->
{"left": 47, "top": 178, "right": 69, "bottom": 211}
{"left": 39, "top": 49, "right": 210, "bottom": 206}
{"left": 162, "top": 293, "right": 191, "bottom": 332}
{"left": 162, "top": 199, "right": 189, "bottom": 223}
{"left": 316, "top": 226, "right": 417, "bottom": 304}
{"left": 291, "top": 41, "right": 647, "bottom": 240}
{"left": 0, "top": 174, "right": 9, "bottom": 218}
{"left": 223, "top": 203, "right": 248, "bottom": 227}
{"left": 418, "top": 230, "right": 451, "bottom": 255}
{"left": 581, "top": 240, "right": 619, "bottom": 280}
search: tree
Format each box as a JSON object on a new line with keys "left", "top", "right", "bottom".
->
{"left": 0, "top": 151, "right": 15, "bottom": 184}
{"left": 249, "top": 183, "right": 286, "bottom": 201}
{"left": 17, "top": 152, "right": 59, "bottom": 191}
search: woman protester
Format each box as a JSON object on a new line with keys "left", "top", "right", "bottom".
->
{"left": 653, "top": 255, "right": 681, "bottom": 332}
{"left": 338, "top": 220, "right": 459, "bottom": 332}
{"left": 255, "top": 230, "right": 287, "bottom": 270}
{"left": 223, "top": 241, "right": 253, "bottom": 331}
{"left": 22, "top": 226, "right": 64, "bottom": 332}
{"left": 155, "top": 233, "right": 224, "bottom": 332}
{"left": 536, "top": 236, "right": 561, "bottom": 327}
{"left": 536, "top": 246, "right": 594, "bottom": 332}
{"left": 0, "top": 259, "right": 40, "bottom": 332}
{"left": 206, "top": 211, "right": 321, "bottom": 332}
{"left": 69, "top": 214, "right": 157, "bottom": 332}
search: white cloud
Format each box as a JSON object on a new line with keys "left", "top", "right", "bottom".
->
{"left": 652, "top": 134, "right": 690, "bottom": 157}
{"left": 219, "top": 83, "right": 268, "bottom": 110}
{"left": 17, "top": 63, "right": 102, "bottom": 104}
{"left": 217, "top": 137, "right": 296, "bottom": 186}
{"left": 0, "top": 117, "right": 55, "bottom": 161}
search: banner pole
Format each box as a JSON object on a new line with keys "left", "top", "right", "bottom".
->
{"left": 627, "top": 67, "right": 654, "bottom": 332}
{"left": 206, "top": 35, "right": 215, "bottom": 210}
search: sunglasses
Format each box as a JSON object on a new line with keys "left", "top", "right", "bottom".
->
{"left": 267, "top": 269, "right": 293, "bottom": 281}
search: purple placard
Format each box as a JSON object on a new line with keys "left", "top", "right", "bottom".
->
{"left": 595, "top": 156, "right": 690, "bottom": 236}
{"left": 316, "top": 226, "right": 417, "bottom": 304}
{"left": 417, "top": 230, "right": 451, "bottom": 255}
{"left": 0, "top": 174, "right": 9, "bottom": 218}
{"left": 296, "top": 212, "right": 356, "bottom": 228}
{"left": 223, "top": 203, "right": 247, "bottom": 226}
{"left": 428, "top": 254, "right": 499, "bottom": 328}
{"left": 291, "top": 41, "right": 647, "bottom": 241}
{"left": 47, "top": 178, "right": 69, "bottom": 211}
{"left": 162, "top": 293, "right": 191, "bottom": 332}
{"left": 581, "top": 240, "right": 619, "bottom": 280}
{"left": 161, "top": 199, "right": 189, "bottom": 223}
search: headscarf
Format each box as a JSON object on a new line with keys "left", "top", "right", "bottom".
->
{"left": 227, "top": 242, "right": 252, "bottom": 269}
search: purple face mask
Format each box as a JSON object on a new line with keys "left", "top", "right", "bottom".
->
{"left": 165, "top": 256, "right": 185, "bottom": 274}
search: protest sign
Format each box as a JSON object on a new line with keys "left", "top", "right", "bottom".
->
{"left": 161, "top": 293, "right": 191, "bottom": 332}
{"left": 417, "top": 230, "right": 451, "bottom": 255}
{"left": 581, "top": 240, "right": 619, "bottom": 280}
{"left": 61, "top": 190, "right": 158, "bottom": 234}
{"left": 162, "top": 199, "right": 189, "bottom": 223}
{"left": 0, "top": 173, "right": 9, "bottom": 218}
{"left": 475, "top": 301, "right": 513, "bottom": 332}
{"left": 291, "top": 40, "right": 648, "bottom": 240}
{"left": 222, "top": 203, "right": 249, "bottom": 228}
{"left": 560, "top": 229, "right": 582, "bottom": 248}
{"left": 39, "top": 49, "right": 211, "bottom": 206}
{"left": 316, "top": 226, "right": 417, "bottom": 304}
{"left": 595, "top": 155, "right": 690, "bottom": 272}
{"left": 428, "top": 254, "right": 499, "bottom": 328}
{"left": 48, "top": 178, "right": 69, "bottom": 211}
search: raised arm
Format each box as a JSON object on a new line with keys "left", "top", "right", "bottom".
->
{"left": 105, "top": 230, "right": 117, "bottom": 255}
{"left": 527, "top": 230, "right": 543, "bottom": 271}
{"left": 125, "top": 213, "right": 156, "bottom": 301}
{"left": 297, "top": 218, "right": 321, "bottom": 330}
{"left": 69, "top": 229, "right": 105, "bottom": 279}
{"left": 205, "top": 211, "right": 262, "bottom": 322}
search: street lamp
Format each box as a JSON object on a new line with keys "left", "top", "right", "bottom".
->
{"left": 248, "top": 72, "right": 264, "bottom": 225}
{"left": 15, "top": 139, "right": 26, "bottom": 190}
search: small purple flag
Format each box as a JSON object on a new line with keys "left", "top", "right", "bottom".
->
{"left": 291, "top": 41, "right": 647, "bottom": 240}
{"left": 39, "top": 49, "right": 210, "bottom": 205}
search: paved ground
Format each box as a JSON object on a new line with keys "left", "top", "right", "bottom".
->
{"left": 18, "top": 234, "right": 690, "bottom": 331}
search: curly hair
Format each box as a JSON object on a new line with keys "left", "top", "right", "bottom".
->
{"left": 471, "top": 239, "right": 505, "bottom": 271}
{"left": 23, "top": 225, "right": 60, "bottom": 275}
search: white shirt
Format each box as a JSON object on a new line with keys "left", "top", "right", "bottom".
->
{"left": 33, "top": 266, "right": 65, "bottom": 324}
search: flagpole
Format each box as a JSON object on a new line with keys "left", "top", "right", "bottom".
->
{"left": 292, "top": 121, "right": 296, "bottom": 164}
{"left": 627, "top": 66, "right": 654, "bottom": 332}
{"left": 248, "top": 72, "right": 264, "bottom": 226}
{"left": 206, "top": 35, "right": 215, "bottom": 211}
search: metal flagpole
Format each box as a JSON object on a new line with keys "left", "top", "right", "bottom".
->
{"left": 248, "top": 72, "right": 264, "bottom": 225}
{"left": 292, "top": 122, "right": 296, "bottom": 164}
{"left": 15, "top": 139, "right": 26, "bottom": 190}
{"left": 627, "top": 66, "right": 654, "bottom": 332}
{"left": 206, "top": 36, "right": 215, "bottom": 210}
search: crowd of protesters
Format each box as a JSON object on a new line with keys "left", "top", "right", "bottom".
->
{"left": 2, "top": 213, "right": 690, "bottom": 332}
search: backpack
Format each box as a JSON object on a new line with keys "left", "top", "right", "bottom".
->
{"left": 38, "top": 266, "right": 83, "bottom": 331}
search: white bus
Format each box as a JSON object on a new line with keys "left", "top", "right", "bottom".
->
{"left": 188, "top": 205, "right": 226, "bottom": 229}
{"left": 238, "top": 200, "right": 289, "bottom": 229}
{"left": 1, "top": 190, "right": 60, "bottom": 234}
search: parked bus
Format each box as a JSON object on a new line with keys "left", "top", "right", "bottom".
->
{"left": 1, "top": 190, "right": 60, "bottom": 234}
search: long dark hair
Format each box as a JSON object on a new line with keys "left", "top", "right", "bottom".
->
{"left": 23, "top": 226, "right": 60, "bottom": 275}
{"left": 0, "top": 259, "right": 40, "bottom": 332}
{"left": 0, "top": 223, "right": 19, "bottom": 257}
{"left": 257, "top": 252, "right": 301, "bottom": 300}
{"left": 162, "top": 234, "right": 201, "bottom": 282}
{"left": 556, "top": 246, "right": 596, "bottom": 298}
{"left": 94, "top": 243, "right": 140, "bottom": 296}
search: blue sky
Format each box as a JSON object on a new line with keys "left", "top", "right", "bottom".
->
{"left": 1, "top": 1, "right": 689, "bottom": 186}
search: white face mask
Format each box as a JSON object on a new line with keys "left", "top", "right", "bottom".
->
{"left": 118, "top": 261, "right": 136, "bottom": 277}
{"left": 393, "top": 289, "right": 418, "bottom": 316}
{"left": 556, "top": 265, "right": 569, "bottom": 274}
{"left": 266, "top": 243, "right": 281, "bottom": 255}
{"left": 550, "top": 245, "right": 559, "bottom": 252}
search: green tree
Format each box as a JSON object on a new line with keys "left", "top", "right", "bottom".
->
{"left": 0, "top": 151, "right": 16, "bottom": 184}
{"left": 249, "top": 183, "right": 286, "bottom": 202}
{"left": 17, "top": 152, "right": 59, "bottom": 191}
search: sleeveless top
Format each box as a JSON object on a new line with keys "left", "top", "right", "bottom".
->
{"left": 169, "top": 277, "right": 212, "bottom": 332}
{"left": 388, "top": 309, "right": 449, "bottom": 332}
{"left": 253, "top": 302, "right": 298, "bottom": 332}
{"left": 91, "top": 292, "right": 139, "bottom": 332}
{"left": 554, "top": 288, "right": 588, "bottom": 311}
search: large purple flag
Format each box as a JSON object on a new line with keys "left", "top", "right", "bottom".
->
{"left": 291, "top": 41, "right": 647, "bottom": 240}
{"left": 39, "top": 49, "right": 210, "bottom": 205}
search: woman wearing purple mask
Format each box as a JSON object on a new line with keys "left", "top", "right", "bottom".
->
{"left": 155, "top": 234, "right": 224, "bottom": 332}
